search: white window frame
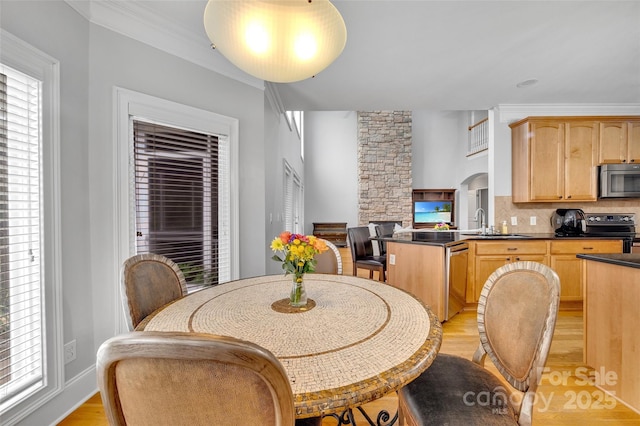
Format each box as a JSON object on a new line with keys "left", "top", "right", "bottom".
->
{"left": 283, "top": 160, "right": 303, "bottom": 234}
{"left": 114, "top": 88, "right": 239, "bottom": 333}
{"left": 0, "top": 29, "right": 63, "bottom": 425}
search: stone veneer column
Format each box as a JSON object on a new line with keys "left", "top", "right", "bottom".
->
{"left": 357, "top": 111, "right": 413, "bottom": 226}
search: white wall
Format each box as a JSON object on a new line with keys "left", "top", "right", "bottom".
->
{"left": 1, "top": 2, "right": 95, "bottom": 423}
{"left": 2, "top": 1, "right": 270, "bottom": 423}
{"left": 264, "top": 101, "right": 306, "bottom": 275}
{"left": 87, "top": 22, "right": 267, "bottom": 346}
{"left": 302, "top": 110, "right": 489, "bottom": 229}
{"left": 304, "top": 111, "right": 359, "bottom": 232}
{"left": 412, "top": 110, "right": 488, "bottom": 190}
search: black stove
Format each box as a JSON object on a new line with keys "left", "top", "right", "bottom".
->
{"left": 584, "top": 213, "right": 636, "bottom": 252}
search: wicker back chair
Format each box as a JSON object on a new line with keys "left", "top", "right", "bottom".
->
{"left": 313, "top": 239, "right": 343, "bottom": 275}
{"left": 399, "top": 261, "right": 560, "bottom": 426}
{"left": 97, "top": 331, "right": 296, "bottom": 426}
{"left": 121, "top": 253, "right": 187, "bottom": 331}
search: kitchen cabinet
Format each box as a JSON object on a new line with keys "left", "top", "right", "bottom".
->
{"left": 549, "top": 240, "right": 623, "bottom": 302}
{"left": 470, "top": 241, "right": 548, "bottom": 301}
{"left": 598, "top": 120, "right": 640, "bottom": 164}
{"left": 468, "top": 239, "right": 623, "bottom": 305}
{"left": 511, "top": 117, "right": 597, "bottom": 203}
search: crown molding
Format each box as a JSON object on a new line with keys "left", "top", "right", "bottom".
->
{"left": 64, "top": 0, "right": 264, "bottom": 90}
{"left": 498, "top": 104, "right": 640, "bottom": 123}
{"left": 265, "top": 82, "right": 286, "bottom": 116}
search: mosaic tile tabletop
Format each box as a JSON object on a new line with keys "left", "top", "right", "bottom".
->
{"left": 140, "top": 274, "right": 442, "bottom": 418}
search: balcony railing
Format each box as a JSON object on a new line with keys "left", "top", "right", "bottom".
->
{"left": 468, "top": 118, "right": 488, "bottom": 156}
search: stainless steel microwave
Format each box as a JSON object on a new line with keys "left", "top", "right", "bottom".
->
{"left": 600, "top": 164, "right": 640, "bottom": 198}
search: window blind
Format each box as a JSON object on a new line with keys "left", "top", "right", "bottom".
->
{"left": 133, "top": 120, "right": 226, "bottom": 288}
{"left": 0, "top": 66, "right": 44, "bottom": 404}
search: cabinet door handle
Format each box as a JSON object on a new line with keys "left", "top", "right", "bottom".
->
{"left": 558, "top": 196, "right": 563, "bottom": 199}
{"left": 567, "top": 195, "right": 572, "bottom": 199}
{"left": 631, "top": 159, "right": 635, "bottom": 163}
{"left": 507, "top": 247, "right": 518, "bottom": 251}
{"left": 583, "top": 247, "right": 594, "bottom": 250}
{"left": 515, "top": 257, "right": 521, "bottom": 261}
{"left": 623, "top": 159, "right": 627, "bottom": 163}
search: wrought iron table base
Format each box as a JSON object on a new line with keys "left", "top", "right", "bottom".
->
{"left": 324, "top": 406, "right": 398, "bottom": 426}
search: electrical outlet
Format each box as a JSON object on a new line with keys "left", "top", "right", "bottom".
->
{"left": 511, "top": 216, "right": 518, "bottom": 226}
{"left": 64, "top": 340, "right": 76, "bottom": 364}
{"left": 389, "top": 254, "right": 396, "bottom": 265}
{"left": 530, "top": 216, "right": 537, "bottom": 226}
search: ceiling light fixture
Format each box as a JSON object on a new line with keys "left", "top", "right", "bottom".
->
{"left": 204, "top": 0, "right": 347, "bottom": 83}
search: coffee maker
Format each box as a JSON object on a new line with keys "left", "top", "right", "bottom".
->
{"left": 551, "top": 209, "right": 586, "bottom": 236}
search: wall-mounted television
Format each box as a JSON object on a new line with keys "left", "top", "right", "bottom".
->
{"left": 413, "top": 201, "right": 453, "bottom": 224}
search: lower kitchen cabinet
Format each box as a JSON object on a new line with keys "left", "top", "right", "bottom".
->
{"left": 469, "top": 241, "right": 548, "bottom": 302}
{"left": 549, "top": 240, "right": 623, "bottom": 302}
{"left": 468, "top": 239, "right": 623, "bottom": 304}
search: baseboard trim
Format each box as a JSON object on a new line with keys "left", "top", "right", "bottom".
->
{"left": 15, "top": 364, "right": 98, "bottom": 426}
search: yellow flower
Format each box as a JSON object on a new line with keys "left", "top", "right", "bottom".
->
{"left": 270, "top": 238, "right": 284, "bottom": 251}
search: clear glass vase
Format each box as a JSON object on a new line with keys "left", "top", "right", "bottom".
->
{"left": 290, "top": 274, "right": 307, "bottom": 307}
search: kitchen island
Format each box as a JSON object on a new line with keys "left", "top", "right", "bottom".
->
{"left": 382, "top": 233, "right": 468, "bottom": 322}
{"left": 577, "top": 253, "right": 640, "bottom": 413}
{"left": 378, "top": 231, "right": 623, "bottom": 318}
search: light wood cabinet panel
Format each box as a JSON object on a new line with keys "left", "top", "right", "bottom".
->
{"left": 471, "top": 241, "right": 548, "bottom": 301}
{"left": 549, "top": 240, "right": 623, "bottom": 254}
{"left": 511, "top": 117, "right": 597, "bottom": 203}
{"left": 475, "top": 240, "right": 547, "bottom": 255}
{"left": 474, "top": 254, "right": 547, "bottom": 301}
{"left": 564, "top": 122, "right": 598, "bottom": 201}
{"left": 599, "top": 121, "right": 627, "bottom": 164}
{"left": 598, "top": 120, "right": 640, "bottom": 164}
{"left": 549, "top": 240, "right": 623, "bottom": 301}
{"left": 549, "top": 255, "right": 583, "bottom": 301}
{"left": 584, "top": 259, "right": 640, "bottom": 412}
{"left": 469, "top": 239, "right": 622, "bottom": 303}
{"left": 630, "top": 121, "right": 640, "bottom": 162}
{"left": 386, "top": 242, "right": 446, "bottom": 321}
{"left": 529, "top": 121, "right": 565, "bottom": 201}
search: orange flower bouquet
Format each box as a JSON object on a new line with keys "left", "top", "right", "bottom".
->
{"left": 270, "top": 232, "right": 328, "bottom": 306}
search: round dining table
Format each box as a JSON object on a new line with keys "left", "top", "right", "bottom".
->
{"left": 136, "top": 274, "right": 442, "bottom": 424}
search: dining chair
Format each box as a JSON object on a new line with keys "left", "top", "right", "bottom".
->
{"left": 97, "top": 331, "right": 296, "bottom": 426}
{"left": 313, "top": 238, "right": 343, "bottom": 274}
{"left": 398, "top": 261, "right": 560, "bottom": 426}
{"left": 120, "top": 253, "right": 188, "bottom": 331}
{"left": 347, "top": 226, "right": 386, "bottom": 281}
{"left": 372, "top": 221, "right": 401, "bottom": 255}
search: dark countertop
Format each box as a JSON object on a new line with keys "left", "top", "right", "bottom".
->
{"left": 375, "top": 231, "right": 627, "bottom": 248}
{"left": 577, "top": 253, "right": 640, "bottom": 269}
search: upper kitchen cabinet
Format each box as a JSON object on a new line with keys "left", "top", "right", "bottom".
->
{"left": 511, "top": 117, "right": 597, "bottom": 203}
{"left": 598, "top": 120, "right": 640, "bottom": 164}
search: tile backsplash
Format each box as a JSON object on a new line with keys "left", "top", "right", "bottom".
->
{"left": 494, "top": 196, "right": 640, "bottom": 233}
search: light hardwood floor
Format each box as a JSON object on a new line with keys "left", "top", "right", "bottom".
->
{"left": 58, "top": 249, "right": 640, "bottom": 425}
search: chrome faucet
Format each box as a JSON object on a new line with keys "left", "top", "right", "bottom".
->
{"left": 474, "top": 208, "right": 487, "bottom": 235}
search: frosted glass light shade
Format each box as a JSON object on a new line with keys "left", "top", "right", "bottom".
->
{"left": 204, "top": 0, "right": 347, "bottom": 83}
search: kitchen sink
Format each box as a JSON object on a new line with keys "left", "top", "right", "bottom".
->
{"left": 461, "top": 233, "right": 533, "bottom": 239}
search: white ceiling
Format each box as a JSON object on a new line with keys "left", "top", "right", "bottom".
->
{"left": 67, "top": 0, "right": 640, "bottom": 111}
